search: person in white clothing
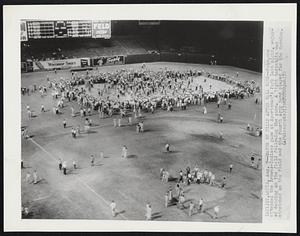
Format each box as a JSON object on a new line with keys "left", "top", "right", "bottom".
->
{"left": 110, "top": 200, "right": 117, "bottom": 217}
{"left": 208, "top": 171, "right": 213, "bottom": 184}
{"left": 24, "top": 207, "right": 29, "bottom": 216}
{"left": 145, "top": 203, "right": 152, "bottom": 220}
{"left": 27, "top": 110, "right": 32, "bottom": 119}
{"left": 139, "top": 122, "right": 144, "bottom": 132}
{"left": 198, "top": 198, "right": 204, "bottom": 213}
{"left": 164, "top": 192, "right": 169, "bottom": 208}
{"left": 71, "top": 107, "right": 75, "bottom": 117}
{"left": 189, "top": 201, "right": 195, "bottom": 216}
{"left": 210, "top": 174, "right": 215, "bottom": 186}
{"left": 165, "top": 143, "right": 170, "bottom": 152}
{"left": 73, "top": 160, "right": 77, "bottom": 169}
{"left": 219, "top": 131, "right": 223, "bottom": 140}
{"left": 62, "top": 161, "right": 67, "bottom": 175}
{"left": 90, "top": 155, "right": 95, "bottom": 166}
{"left": 63, "top": 119, "right": 67, "bottom": 128}
{"left": 229, "top": 164, "right": 233, "bottom": 173}
{"left": 122, "top": 146, "right": 127, "bottom": 158}
{"left": 214, "top": 205, "right": 220, "bottom": 219}
{"left": 33, "top": 170, "right": 38, "bottom": 184}
{"left": 128, "top": 116, "right": 132, "bottom": 125}
{"left": 25, "top": 172, "right": 31, "bottom": 183}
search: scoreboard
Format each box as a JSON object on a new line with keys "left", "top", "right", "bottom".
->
{"left": 67, "top": 20, "right": 92, "bottom": 38}
{"left": 54, "top": 21, "right": 68, "bottom": 38}
{"left": 23, "top": 20, "right": 111, "bottom": 40}
{"left": 27, "top": 21, "right": 55, "bottom": 39}
{"left": 20, "top": 21, "right": 28, "bottom": 41}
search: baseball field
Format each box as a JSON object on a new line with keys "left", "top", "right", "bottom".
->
{"left": 21, "top": 62, "right": 262, "bottom": 222}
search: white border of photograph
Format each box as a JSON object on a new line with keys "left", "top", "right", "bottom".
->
{"left": 3, "top": 3, "right": 297, "bottom": 232}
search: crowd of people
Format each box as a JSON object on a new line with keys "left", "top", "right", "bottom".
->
{"left": 159, "top": 162, "right": 229, "bottom": 218}
{"left": 22, "top": 64, "right": 262, "bottom": 220}
{"left": 23, "top": 66, "right": 260, "bottom": 121}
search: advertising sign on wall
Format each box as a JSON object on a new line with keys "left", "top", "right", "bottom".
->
{"left": 92, "top": 21, "right": 111, "bottom": 39}
{"left": 38, "top": 58, "right": 90, "bottom": 70}
{"left": 80, "top": 58, "right": 90, "bottom": 67}
{"left": 92, "top": 55, "right": 125, "bottom": 66}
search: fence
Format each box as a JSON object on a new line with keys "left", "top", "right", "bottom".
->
{"left": 22, "top": 52, "right": 261, "bottom": 73}
{"left": 125, "top": 52, "right": 211, "bottom": 65}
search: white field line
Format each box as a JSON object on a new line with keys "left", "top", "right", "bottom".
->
{"left": 28, "top": 137, "right": 128, "bottom": 220}
{"left": 29, "top": 138, "right": 59, "bottom": 162}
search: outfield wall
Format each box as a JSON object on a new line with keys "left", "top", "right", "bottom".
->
{"left": 125, "top": 52, "right": 210, "bottom": 65}
{"left": 125, "top": 53, "right": 160, "bottom": 64}
{"left": 22, "top": 52, "right": 259, "bottom": 72}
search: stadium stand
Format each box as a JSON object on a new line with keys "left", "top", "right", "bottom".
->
{"left": 21, "top": 20, "right": 263, "bottom": 72}
{"left": 21, "top": 35, "right": 158, "bottom": 61}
